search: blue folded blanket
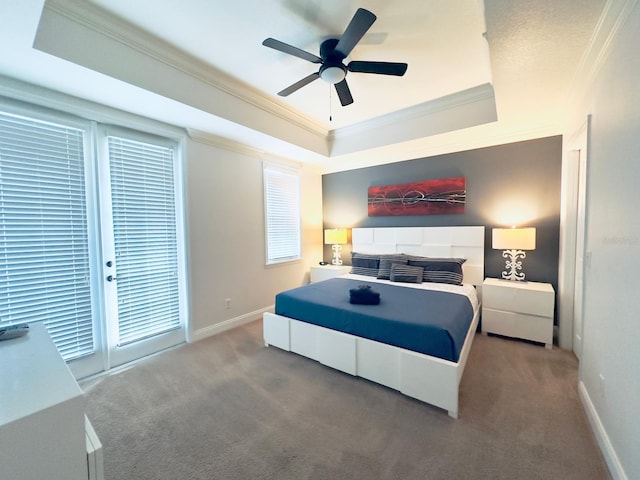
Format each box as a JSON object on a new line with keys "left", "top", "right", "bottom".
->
{"left": 349, "top": 284, "right": 380, "bottom": 305}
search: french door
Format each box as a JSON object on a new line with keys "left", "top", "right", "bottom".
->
{"left": 97, "top": 126, "right": 186, "bottom": 370}
{"left": 0, "top": 102, "right": 186, "bottom": 379}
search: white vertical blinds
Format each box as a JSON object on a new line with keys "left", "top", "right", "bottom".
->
{"left": 0, "top": 111, "right": 94, "bottom": 360}
{"left": 107, "top": 136, "right": 181, "bottom": 346}
{"left": 264, "top": 163, "right": 301, "bottom": 264}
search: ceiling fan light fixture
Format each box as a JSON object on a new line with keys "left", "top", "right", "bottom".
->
{"left": 320, "top": 65, "right": 346, "bottom": 84}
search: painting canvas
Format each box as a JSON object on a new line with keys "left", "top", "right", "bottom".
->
{"left": 368, "top": 176, "right": 466, "bottom": 216}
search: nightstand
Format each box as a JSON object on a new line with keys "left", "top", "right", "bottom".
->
{"left": 310, "top": 265, "right": 350, "bottom": 283}
{"left": 482, "top": 277, "right": 555, "bottom": 348}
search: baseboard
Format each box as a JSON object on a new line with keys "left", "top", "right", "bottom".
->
{"left": 578, "top": 380, "right": 627, "bottom": 480}
{"left": 188, "top": 306, "right": 274, "bottom": 343}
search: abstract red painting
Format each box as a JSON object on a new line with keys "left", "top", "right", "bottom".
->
{"left": 368, "top": 176, "right": 466, "bottom": 216}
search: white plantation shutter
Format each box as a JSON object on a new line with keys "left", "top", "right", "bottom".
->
{"left": 107, "top": 136, "right": 181, "bottom": 346}
{"left": 264, "top": 163, "right": 301, "bottom": 264}
{"left": 0, "top": 111, "right": 94, "bottom": 360}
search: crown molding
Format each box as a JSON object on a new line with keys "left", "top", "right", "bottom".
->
{"left": 187, "top": 128, "right": 324, "bottom": 173}
{"left": 330, "top": 83, "right": 496, "bottom": 142}
{"left": 0, "top": 74, "right": 186, "bottom": 140}
{"left": 568, "top": 0, "right": 639, "bottom": 112}
{"left": 44, "top": 0, "right": 328, "bottom": 139}
{"left": 187, "top": 129, "right": 268, "bottom": 157}
{"left": 327, "top": 83, "right": 497, "bottom": 157}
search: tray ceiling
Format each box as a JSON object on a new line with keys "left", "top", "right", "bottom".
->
{"left": 0, "top": 0, "right": 608, "bottom": 170}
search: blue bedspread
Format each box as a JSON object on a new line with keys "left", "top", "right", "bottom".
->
{"left": 275, "top": 278, "right": 474, "bottom": 362}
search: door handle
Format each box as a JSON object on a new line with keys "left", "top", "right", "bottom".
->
{"left": 106, "top": 275, "right": 117, "bottom": 282}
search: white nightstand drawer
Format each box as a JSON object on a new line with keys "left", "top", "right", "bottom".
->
{"left": 515, "top": 313, "right": 554, "bottom": 345}
{"left": 483, "top": 280, "right": 554, "bottom": 317}
{"left": 482, "top": 308, "right": 516, "bottom": 338}
{"left": 482, "top": 278, "right": 555, "bottom": 348}
{"left": 483, "top": 309, "right": 553, "bottom": 345}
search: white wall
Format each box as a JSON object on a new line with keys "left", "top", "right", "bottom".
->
{"left": 185, "top": 136, "right": 323, "bottom": 341}
{"left": 567, "top": 2, "right": 640, "bottom": 478}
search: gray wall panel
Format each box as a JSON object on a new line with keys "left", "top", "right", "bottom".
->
{"left": 322, "top": 136, "right": 562, "bottom": 293}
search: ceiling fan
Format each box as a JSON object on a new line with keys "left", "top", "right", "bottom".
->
{"left": 262, "top": 8, "right": 408, "bottom": 106}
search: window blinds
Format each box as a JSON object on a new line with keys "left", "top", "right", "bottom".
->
{"left": 0, "top": 111, "right": 94, "bottom": 360}
{"left": 264, "top": 164, "right": 301, "bottom": 264}
{"left": 107, "top": 136, "right": 181, "bottom": 346}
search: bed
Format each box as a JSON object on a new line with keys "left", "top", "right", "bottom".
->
{"left": 263, "top": 226, "right": 484, "bottom": 418}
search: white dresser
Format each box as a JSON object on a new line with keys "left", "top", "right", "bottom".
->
{"left": 0, "top": 323, "right": 103, "bottom": 480}
{"left": 482, "top": 277, "right": 555, "bottom": 348}
{"left": 310, "top": 264, "right": 351, "bottom": 283}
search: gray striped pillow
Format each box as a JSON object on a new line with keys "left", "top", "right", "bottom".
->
{"left": 350, "top": 252, "right": 380, "bottom": 277}
{"left": 376, "top": 255, "right": 407, "bottom": 280}
{"left": 406, "top": 256, "right": 466, "bottom": 285}
{"left": 389, "top": 264, "right": 424, "bottom": 283}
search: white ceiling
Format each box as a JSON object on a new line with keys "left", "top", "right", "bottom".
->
{"left": 0, "top": 0, "right": 607, "bottom": 172}
{"left": 88, "top": 0, "right": 492, "bottom": 129}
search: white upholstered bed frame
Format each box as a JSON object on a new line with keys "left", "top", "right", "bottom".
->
{"left": 263, "top": 226, "right": 485, "bottom": 418}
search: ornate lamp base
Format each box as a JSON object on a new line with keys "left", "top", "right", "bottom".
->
{"left": 331, "top": 244, "right": 343, "bottom": 265}
{"left": 501, "top": 249, "right": 527, "bottom": 281}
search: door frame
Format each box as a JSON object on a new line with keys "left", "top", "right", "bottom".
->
{"left": 97, "top": 125, "right": 189, "bottom": 370}
{"left": 0, "top": 84, "right": 189, "bottom": 380}
{"left": 558, "top": 116, "right": 590, "bottom": 356}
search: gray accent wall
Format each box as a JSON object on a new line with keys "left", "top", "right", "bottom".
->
{"left": 322, "top": 136, "right": 562, "bottom": 292}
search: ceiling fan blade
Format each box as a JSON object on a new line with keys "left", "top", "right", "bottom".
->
{"left": 262, "top": 38, "right": 322, "bottom": 64}
{"left": 334, "top": 79, "right": 354, "bottom": 106}
{"left": 335, "top": 8, "right": 376, "bottom": 58}
{"left": 278, "top": 72, "right": 320, "bottom": 97}
{"left": 348, "top": 61, "right": 408, "bottom": 76}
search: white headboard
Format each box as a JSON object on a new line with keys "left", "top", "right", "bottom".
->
{"left": 351, "top": 226, "right": 485, "bottom": 286}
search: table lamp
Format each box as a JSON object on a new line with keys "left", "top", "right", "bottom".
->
{"left": 492, "top": 227, "right": 536, "bottom": 281}
{"left": 324, "top": 228, "right": 348, "bottom": 265}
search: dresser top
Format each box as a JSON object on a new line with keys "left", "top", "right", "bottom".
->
{"left": 0, "top": 323, "right": 83, "bottom": 426}
{"left": 483, "top": 277, "right": 554, "bottom": 293}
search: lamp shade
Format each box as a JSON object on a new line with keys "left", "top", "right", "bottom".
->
{"left": 492, "top": 227, "right": 536, "bottom": 250}
{"left": 324, "top": 228, "right": 348, "bottom": 245}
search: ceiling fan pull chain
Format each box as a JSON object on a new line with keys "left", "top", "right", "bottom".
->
{"left": 329, "top": 84, "right": 333, "bottom": 122}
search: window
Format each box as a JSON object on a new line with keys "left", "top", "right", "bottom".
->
{"left": 263, "top": 162, "right": 301, "bottom": 264}
{"left": 0, "top": 110, "right": 94, "bottom": 360}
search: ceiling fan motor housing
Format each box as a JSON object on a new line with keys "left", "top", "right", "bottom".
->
{"left": 319, "top": 39, "right": 347, "bottom": 84}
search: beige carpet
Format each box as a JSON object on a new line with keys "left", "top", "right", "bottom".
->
{"left": 83, "top": 320, "right": 610, "bottom": 480}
